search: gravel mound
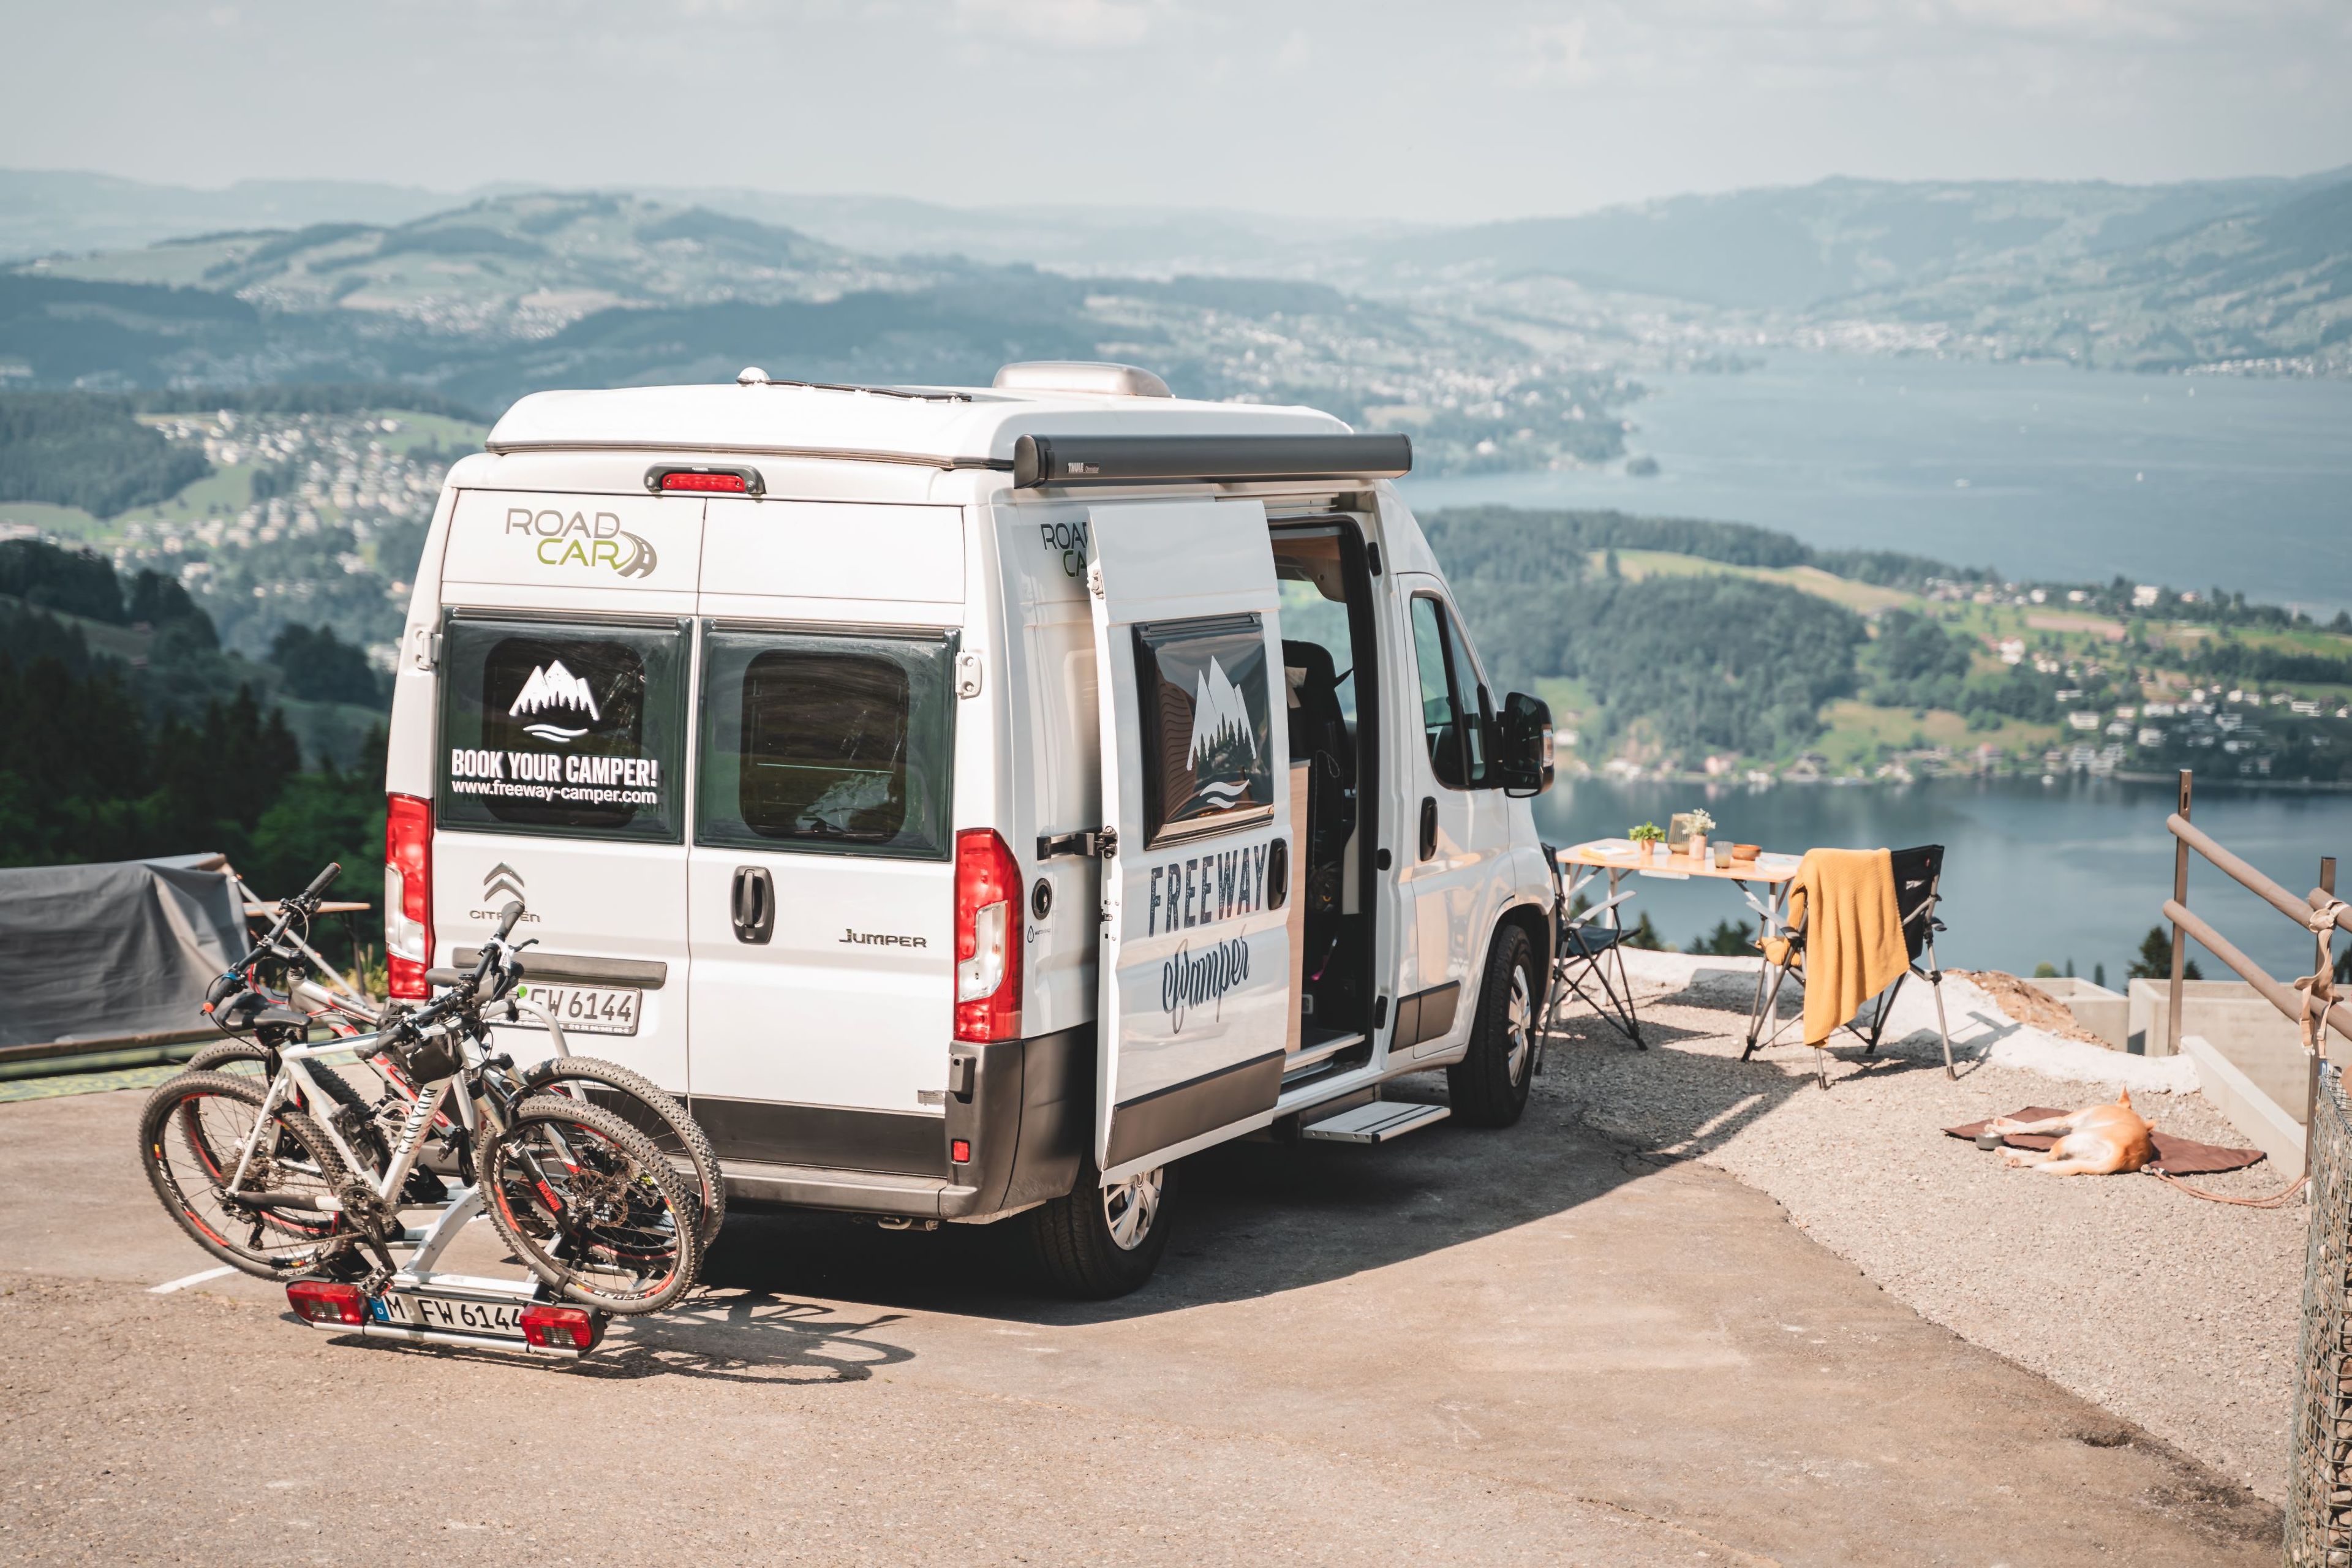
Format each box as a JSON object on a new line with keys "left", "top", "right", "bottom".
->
{"left": 1540, "top": 949, "right": 2303, "bottom": 1503}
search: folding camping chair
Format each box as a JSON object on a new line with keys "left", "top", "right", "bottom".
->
{"left": 1741, "top": 843, "right": 1954, "bottom": 1086}
{"left": 1540, "top": 842, "right": 1645, "bottom": 1049}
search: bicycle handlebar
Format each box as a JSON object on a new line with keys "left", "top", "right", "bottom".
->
{"left": 303, "top": 861, "right": 342, "bottom": 900}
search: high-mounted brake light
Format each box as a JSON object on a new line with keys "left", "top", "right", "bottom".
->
{"left": 519, "top": 1303, "right": 601, "bottom": 1351}
{"left": 385, "top": 793, "right": 433, "bottom": 1000}
{"left": 646, "top": 464, "right": 763, "bottom": 496}
{"left": 286, "top": 1280, "right": 366, "bottom": 1326}
{"left": 954, "top": 829, "right": 1023, "bottom": 1043}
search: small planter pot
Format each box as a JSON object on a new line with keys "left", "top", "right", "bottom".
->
{"left": 1688, "top": 834, "right": 1708, "bottom": 862}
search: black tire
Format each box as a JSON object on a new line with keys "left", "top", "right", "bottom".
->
{"left": 1026, "top": 1155, "right": 1177, "bottom": 1300}
{"left": 1447, "top": 922, "right": 1539, "bottom": 1128}
{"left": 521, "top": 1057, "right": 725, "bottom": 1250}
{"left": 137, "top": 1070, "right": 354, "bottom": 1280}
{"left": 478, "top": 1095, "right": 702, "bottom": 1316}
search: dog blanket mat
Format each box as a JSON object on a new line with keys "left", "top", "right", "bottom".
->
{"left": 1943, "top": 1107, "right": 2267, "bottom": 1175}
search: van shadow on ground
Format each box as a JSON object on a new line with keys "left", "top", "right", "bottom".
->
{"left": 679, "top": 993, "right": 1825, "bottom": 1338}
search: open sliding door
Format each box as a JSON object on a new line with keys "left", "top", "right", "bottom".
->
{"left": 1088, "top": 499, "right": 1294, "bottom": 1183}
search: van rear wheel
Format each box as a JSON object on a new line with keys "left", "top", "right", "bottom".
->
{"left": 1448, "top": 923, "right": 1539, "bottom": 1128}
{"left": 1027, "top": 1156, "right": 1177, "bottom": 1299}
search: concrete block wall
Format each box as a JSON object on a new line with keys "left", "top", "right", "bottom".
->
{"left": 2032, "top": 977, "right": 2126, "bottom": 1050}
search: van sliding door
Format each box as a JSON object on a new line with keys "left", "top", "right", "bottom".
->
{"left": 1088, "top": 499, "right": 1294, "bottom": 1183}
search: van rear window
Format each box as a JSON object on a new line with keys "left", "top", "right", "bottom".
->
{"left": 437, "top": 615, "right": 687, "bottom": 842}
{"left": 695, "top": 627, "right": 955, "bottom": 860}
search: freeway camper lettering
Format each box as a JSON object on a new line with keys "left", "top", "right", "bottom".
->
{"left": 448, "top": 747, "right": 661, "bottom": 808}
{"left": 1145, "top": 840, "right": 1269, "bottom": 937}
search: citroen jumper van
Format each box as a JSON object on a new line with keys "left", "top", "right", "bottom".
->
{"left": 383, "top": 361, "right": 1558, "bottom": 1297}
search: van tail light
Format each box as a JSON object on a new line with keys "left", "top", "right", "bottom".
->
{"left": 519, "top": 1303, "right": 601, "bottom": 1351}
{"left": 286, "top": 1280, "right": 366, "bottom": 1326}
{"left": 954, "top": 828, "right": 1022, "bottom": 1042}
{"left": 385, "top": 793, "right": 433, "bottom": 1000}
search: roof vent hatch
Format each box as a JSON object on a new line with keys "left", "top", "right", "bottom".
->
{"left": 992, "top": 361, "right": 1171, "bottom": 399}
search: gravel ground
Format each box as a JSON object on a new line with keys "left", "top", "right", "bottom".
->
{"left": 1540, "top": 949, "right": 2306, "bottom": 1504}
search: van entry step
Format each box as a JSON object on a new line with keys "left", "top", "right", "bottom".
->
{"left": 1300, "top": 1100, "right": 1450, "bottom": 1145}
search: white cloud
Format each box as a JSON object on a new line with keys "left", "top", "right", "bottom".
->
{"left": 951, "top": 0, "right": 1169, "bottom": 49}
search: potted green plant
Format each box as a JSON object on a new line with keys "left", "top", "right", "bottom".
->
{"left": 1686, "top": 809, "right": 1715, "bottom": 863}
{"left": 1630, "top": 821, "right": 1666, "bottom": 864}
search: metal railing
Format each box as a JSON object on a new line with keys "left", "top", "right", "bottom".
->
{"left": 2163, "top": 770, "right": 2352, "bottom": 1563}
{"left": 2163, "top": 769, "right": 2349, "bottom": 1155}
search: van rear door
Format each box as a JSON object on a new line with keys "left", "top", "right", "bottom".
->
{"left": 1087, "top": 499, "right": 1294, "bottom": 1182}
{"left": 432, "top": 487, "right": 706, "bottom": 1093}
{"left": 682, "top": 498, "right": 965, "bottom": 1165}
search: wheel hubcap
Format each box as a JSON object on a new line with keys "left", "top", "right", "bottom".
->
{"left": 1102, "top": 1167, "right": 1163, "bottom": 1251}
{"left": 1504, "top": 967, "right": 1534, "bottom": 1083}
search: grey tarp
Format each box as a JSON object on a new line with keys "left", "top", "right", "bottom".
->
{"left": 0, "top": 853, "right": 249, "bottom": 1049}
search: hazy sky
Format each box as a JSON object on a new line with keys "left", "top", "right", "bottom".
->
{"left": 7, "top": 0, "right": 2348, "bottom": 222}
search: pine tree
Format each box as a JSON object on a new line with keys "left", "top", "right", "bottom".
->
{"left": 2127, "top": 925, "right": 2203, "bottom": 982}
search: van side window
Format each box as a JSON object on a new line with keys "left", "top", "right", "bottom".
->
{"left": 1132, "top": 612, "right": 1276, "bottom": 848}
{"left": 696, "top": 627, "right": 956, "bottom": 860}
{"left": 437, "top": 616, "right": 686, "bottom": 842}
{"left": 1411, "top": 594, "right": 1494, "bottom": 790}
{"left": 1410, "top": 595, "right": 1467, "bottom": 787}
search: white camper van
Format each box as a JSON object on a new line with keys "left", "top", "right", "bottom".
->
{"left": 384, "top": 361, "right": 1558, "bottom": 1297}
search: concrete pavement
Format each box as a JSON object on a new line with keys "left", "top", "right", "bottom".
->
{"left": 0, "top": 1080, "right": 2282, "bottom": 1565}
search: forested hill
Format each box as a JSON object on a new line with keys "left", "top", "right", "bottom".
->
{"left": 1421, "top": 508, "right": 1872, "bottom": 761}
{"left": 0, "top": 539, "right": 386, "bottom": 921}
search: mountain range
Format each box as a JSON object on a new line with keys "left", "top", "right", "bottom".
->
{"left": 2, "top": 164, "right": 2346, "bottom": 421}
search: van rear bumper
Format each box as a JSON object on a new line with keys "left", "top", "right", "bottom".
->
{"left": 712, "top": 1024, "right": 1092, "bottom": 1223}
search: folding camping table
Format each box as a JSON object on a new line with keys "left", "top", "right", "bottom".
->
{"left": 1551, "top": 841, "right": 1803, "bottom": 1046}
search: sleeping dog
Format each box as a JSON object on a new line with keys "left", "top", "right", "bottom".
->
{"left": 1988, "top": 1090, "right": 2158, "bottom": 1177}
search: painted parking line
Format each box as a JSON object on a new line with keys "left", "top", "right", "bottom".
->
{"left": 149, "top": 1265, "right": 236, "bottom": 1294}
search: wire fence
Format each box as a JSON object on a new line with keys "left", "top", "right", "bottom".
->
{"left": 2290, "top": 1062, "right": 2352, "bottom": 1564}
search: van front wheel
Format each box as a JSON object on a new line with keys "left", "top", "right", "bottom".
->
{"left": 1027, "top": 1157, "right": 1177, "bottom": 1299}
{"left": 1448, "top": 923, "right": 1539, "bottom": 1128}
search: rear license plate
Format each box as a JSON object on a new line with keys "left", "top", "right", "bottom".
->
{"left": 510, "top": 983, "right": 640, "bottom": 1037}
{"left": 370, "top": 1291, "right": 526, "bottom": 1338}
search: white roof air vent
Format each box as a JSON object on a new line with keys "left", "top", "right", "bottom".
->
{"left": 737, "top": 366, "right": 771, "bottom": 386}
{"left": 992, "top": 361, "right": 1172, "bottom": 398}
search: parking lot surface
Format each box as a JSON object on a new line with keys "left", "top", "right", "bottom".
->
{"left": 2, "top": 1077, "right": 2281, "bottom": 1566}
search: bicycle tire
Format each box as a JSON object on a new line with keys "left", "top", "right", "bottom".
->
{"left": 477, "top": 1095, "right": 701, "bottom": 1316}
{"left": 520, "top": 1057, "right": 725, "bottom": 1249}
{"left": 137, "top": 1070, "right": 353, "bottom": 1281}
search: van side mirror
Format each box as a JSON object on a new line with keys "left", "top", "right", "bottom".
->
{"left": 1494, "top": 692, "right": 1555, "bottom": 797}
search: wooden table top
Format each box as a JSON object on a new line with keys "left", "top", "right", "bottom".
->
{"left": 1556, "top": 839, "right": 1803, "bottom": 883}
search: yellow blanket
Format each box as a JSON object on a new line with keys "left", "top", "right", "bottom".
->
{"left": 1762, "top": 848, "right": 1908, "bottom": 1047}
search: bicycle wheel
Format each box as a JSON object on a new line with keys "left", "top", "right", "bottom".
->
{"left": 137, "top": 1070, "right": 353, "bottom": 1280}
{"left": 478, "top": 1095, "right": 701, "bottom": 1315}
{"left": 520, "top": 1057, "right": 725, "bottom": 1249}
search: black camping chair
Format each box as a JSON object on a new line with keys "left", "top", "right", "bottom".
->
{"left": 1741, "top": 844, "right": 1954, "bottom": 1086}
{"left": 1540, "top": 842, "right": 1645, "bottom": 1049}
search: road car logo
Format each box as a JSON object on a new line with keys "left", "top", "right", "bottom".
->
{"left": 505, "top": 507, "right": 660, "bottom": 579}
{"left": 508, "top": 660, "right": 600, "bottom": 742}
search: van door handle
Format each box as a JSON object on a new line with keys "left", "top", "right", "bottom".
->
{"left": 731, "top": 866, "right": 775, "bottom": 944}
{"left": 1265, "top": 837, "right": 1289, "bottom": 910}
{"left": 1418, "top": 797, "right": 1438, "bottom": 861}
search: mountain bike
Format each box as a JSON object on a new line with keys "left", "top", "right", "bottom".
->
{"left": 140, "top": 903, "right": 703, "bottom": 1318}
{"left": 186, "top": 863, "right": 723, "bottom": 1248}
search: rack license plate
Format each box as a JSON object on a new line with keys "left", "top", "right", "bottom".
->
{"left": 370, "top": 1292, "right": 525, "bottom": 1339}
{"left": 511, "top": 983, "right": 639, "bottom": 1037}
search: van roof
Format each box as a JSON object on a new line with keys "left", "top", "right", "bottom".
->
{"left": 486, "top": 379, "right": 1354, "bottom": 469}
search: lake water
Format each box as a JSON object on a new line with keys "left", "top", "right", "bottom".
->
{"left": 1400, "top": 351, "right": 2352, "bottom": 619}
{"left": 1534, "top": 774, "right": 2348, "bottom": 987}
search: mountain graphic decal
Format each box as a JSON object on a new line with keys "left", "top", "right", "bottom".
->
{"left": 1187, "top": 657, "right": 1258, "bottom": 802}
{"left": 509, "top": 660, "right": 602, "bottom": 742}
